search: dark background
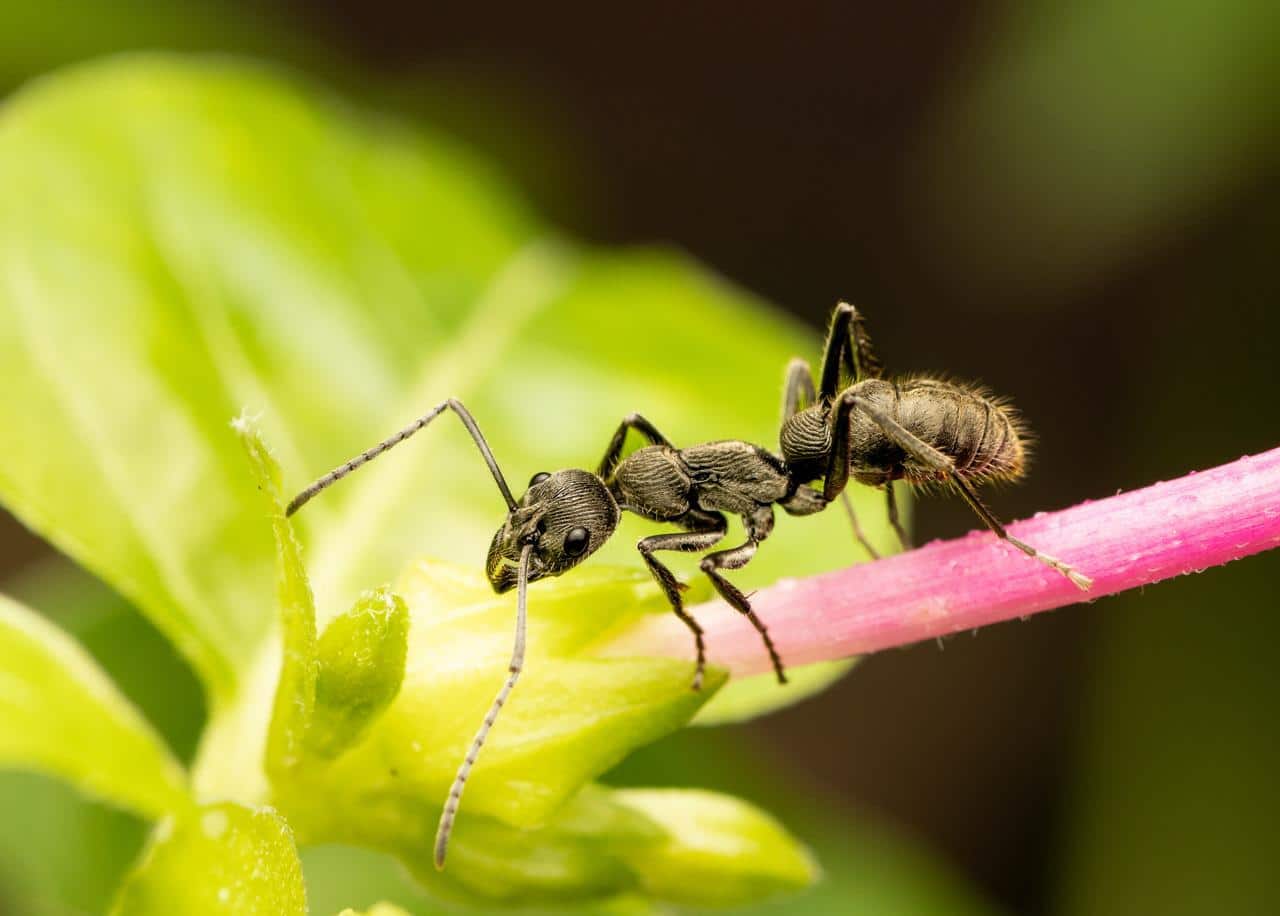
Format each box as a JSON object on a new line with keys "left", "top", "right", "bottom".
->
{"left": 1, "top": 3, "right": 1278, "bottom": 914}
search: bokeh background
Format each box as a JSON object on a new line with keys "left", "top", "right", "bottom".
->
{"left": 1, "top": 2, "right": 1278, "bottom": 914}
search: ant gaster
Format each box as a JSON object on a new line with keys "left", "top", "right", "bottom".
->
{"left": 780, "top": 302, "right": 1093, "bottom": 590}
{"left": 285, "top": 402, "right": 822, "bottom": 870}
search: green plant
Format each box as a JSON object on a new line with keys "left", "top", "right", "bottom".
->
{"left": 0, "top": 54, "right": 881, "bottom": 913}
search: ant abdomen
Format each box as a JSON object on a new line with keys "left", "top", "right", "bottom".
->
{"left": 848, "top": 378, "right": 1027, "bottom": 487}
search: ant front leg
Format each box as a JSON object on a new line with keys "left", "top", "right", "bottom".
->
{"left": 842, "top": 394, "right": 1093, "bottom": 590}
{"left": 598, "top": 413, "right": 674, "bottom": 479}
{"left": 698, "top": 505, "right": 788, "bottom": 685}
{"left": 636, "top": 509, "right": 728, "bottom": 690}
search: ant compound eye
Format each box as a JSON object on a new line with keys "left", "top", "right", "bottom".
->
{"left": 563, "top": 526, "right": 590, "bottom": 557}
{"left": 529, "top": 471, "right": 551, "bottom": 487}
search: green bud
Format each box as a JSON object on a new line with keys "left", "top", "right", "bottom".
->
{"left": 306, "top": 587, "right": 409, "bottom": 759}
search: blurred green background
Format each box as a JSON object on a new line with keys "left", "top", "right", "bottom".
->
{"left": 0, "top": 2, "right": 1277, "bottom": 914}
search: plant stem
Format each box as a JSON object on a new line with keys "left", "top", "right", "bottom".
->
{"left": 605, "top": 448, "right": 1280, "bottom": 678}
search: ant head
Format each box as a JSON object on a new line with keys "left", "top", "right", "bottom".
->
{"left": 486, "top": 469, "right": 620, "bottom": 593}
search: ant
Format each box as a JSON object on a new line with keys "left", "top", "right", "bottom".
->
{"left": 286, "top": 403, "right": 824, "bottom": 868}
{"left": 779, "top": 302, "right": 1093, "bottom": 590}
{"left": 283, "top": 301, "right": 1091, "bottom": 870}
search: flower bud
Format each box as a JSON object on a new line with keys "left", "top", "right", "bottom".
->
{"left": 306, "top": 587, "right": 408, "bottom": 759}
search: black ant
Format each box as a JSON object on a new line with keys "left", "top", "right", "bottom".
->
{"left": 780, "top": 302, "right": 1093, "bottom": 590}
{"left": 286, "top": 404, "right": 823, "bottom": 868}
{"left": 283, "top": 301, "right": 1090, "bottom": 869}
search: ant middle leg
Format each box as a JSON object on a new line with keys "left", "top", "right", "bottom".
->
{"left": 698, "top": 506, "right": 788, "bottom": 685}
{"left": 838, "top": 394, "right": 1092, "bottom": 590}
{"left": 636, "top": 510, "right": 728, "bottom": 690}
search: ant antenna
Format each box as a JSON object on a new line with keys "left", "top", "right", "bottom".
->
{"left": 434, "top": 541, "right": 533, "bottom": 869}
{"left": 286, "top": 399, "right": 517, "bottom": 516}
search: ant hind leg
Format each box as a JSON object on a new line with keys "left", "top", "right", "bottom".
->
{"left": 842, "top": 394, "right": 1092, "bottom": 590}
{"left": 818, "top": 302, "right": 885, "bottom": 399}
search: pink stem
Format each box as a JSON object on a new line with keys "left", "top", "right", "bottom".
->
{"left": 605, "top": 448, "right": 1280, "bottom": 678}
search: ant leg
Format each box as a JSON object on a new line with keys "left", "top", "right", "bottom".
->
{"left": 949, "top": 477, "right": 1092, "bottom": 589}
{"left": 598, "top": 413, "right": 674, "bottom": 478}
{"left": 843, "top": 395, "right": 1092, "bottom": 590}
{"left": 842, "top": 492, "right": 882, "bottom": 559}
{"left": 287, "top": 398, "right": 515, "bottom": 516}
{"left": 784, "top": 484, "right": 879, "bottom": 560}
{"left": 821, "top": 386, "right": 859, "bottom": 502}
{"left": 818, "top": 302, "right": 885, "bottom": 399}
{"left": 884, "top": 483, "right": 911, "bottom": 550}
{"left": 781, "top": 372, "right": 880, "bottom": 558}
{"left": 699, "top": 506, "right": 787, "bottom": 684}
{"left": 781, "top": 358, "right": 817, "bottom": 421}
{"left": 779, "top": 484, "right": 825, "bottom": 516}
{"left": 636, "top": 510, "right": 728, "bottom": 690}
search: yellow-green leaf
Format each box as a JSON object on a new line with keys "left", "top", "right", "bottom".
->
{"left": 613, "top": 788, "right": 819, "bottom": 907}
{"left": 0, "top": 593, "right": 187, "bottom": 818}
{"left": 111, "top": 801, "right": 306, "bottom": 916}
{"left": 237, "top": 417, "right": 319, "bottom": 781}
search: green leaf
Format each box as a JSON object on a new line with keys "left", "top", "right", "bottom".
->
{"left": 0, "top": 55, "right": 537, "bottom": 702}
{"left": 0, "top": 54, "right": 892, "bottom": 721}
{"left": 0, "top": 558, "right": 207, "bottom": 916}
{"left": 612, "top": 789, "right": 818, "bottom": 908}
{"left": 237, "top": 417, "right": 320, "bottom": 781}
{"left": 111, "top": 801, "right": 306, "bottom": 916}
{"left": 318, "top": 781, "right": 814, "bottom": 910}
{"left": 0, "top": 593, "right": 188, "bottom": 819}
